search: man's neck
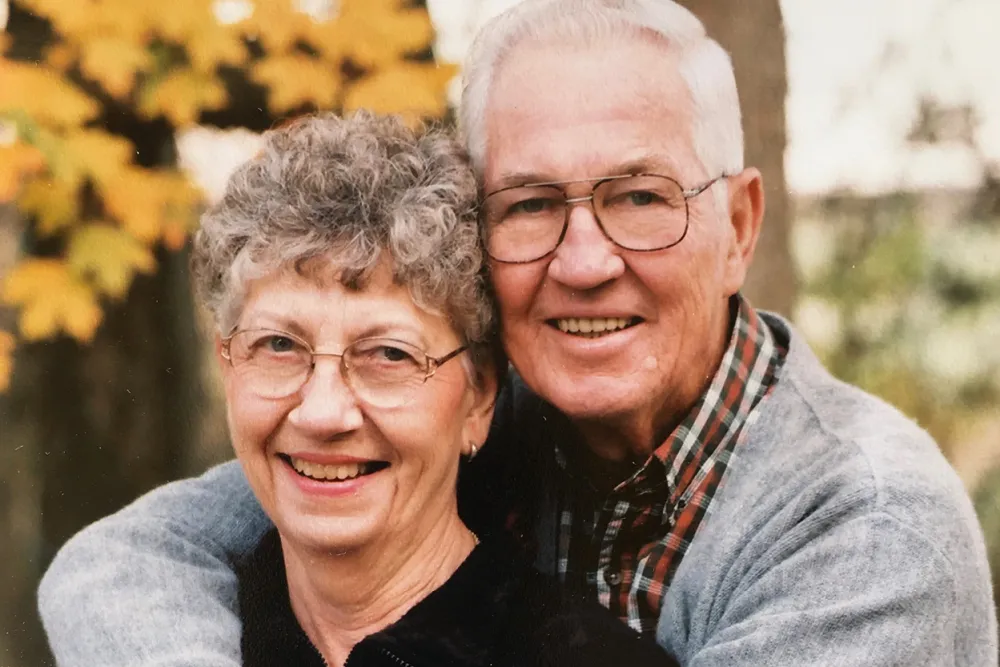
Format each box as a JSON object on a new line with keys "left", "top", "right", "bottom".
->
{"left": 281, "top": 512, "right": 476, "bottom": 667}
{"left": 572, "top": 441, "right": 645, "bottom": 494}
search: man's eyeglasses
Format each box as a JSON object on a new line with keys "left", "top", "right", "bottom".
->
{"left": 221, "top": 328, "right": 468, "bottom": 409}
{"left": 481, "top": 173, "right": 725, "bottom": 264}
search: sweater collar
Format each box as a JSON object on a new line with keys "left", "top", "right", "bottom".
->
{"left": 239, "top": 529, "right": 526, "bottom": 667}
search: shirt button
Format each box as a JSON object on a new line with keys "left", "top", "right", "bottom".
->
{"left": 604, "top": 570, "right": 622, "bottom": 586}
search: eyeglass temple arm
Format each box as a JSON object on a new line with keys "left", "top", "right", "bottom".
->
{"left": 682, "top": 174, "right": 728, "bottom": 199}
{"left": 424, "top": 345, "right": 469, "bottom": 379}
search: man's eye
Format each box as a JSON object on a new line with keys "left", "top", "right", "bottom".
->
{"left": 509, "top": 198, "right": 555, "bottom": 215}
{"left": 625, "top": 190, "right": 659, "bottom": 206}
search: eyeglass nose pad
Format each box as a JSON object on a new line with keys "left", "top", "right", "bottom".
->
{"left": 302, "top": 351, "right": 350, "bottom": 388}
{"left": 562, "top": 195, "right": 616, "bottom": 247}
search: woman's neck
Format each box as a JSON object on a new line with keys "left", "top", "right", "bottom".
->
{"left": 281, "top": 512, "right": 477, "bottom": 667}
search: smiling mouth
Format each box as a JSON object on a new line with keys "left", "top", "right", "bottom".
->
{"left": 549, "top": 317, "right": 642, "bottom": 339}
{"left": 280, "top": 454, "right": 389, "bottom": 482}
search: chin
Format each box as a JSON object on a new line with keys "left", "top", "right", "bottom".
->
{"left": 276, "top": 511, "right": 381, "bottom": 554}
{"left": 532, "top": 373, "right": 646, "bottom": 422}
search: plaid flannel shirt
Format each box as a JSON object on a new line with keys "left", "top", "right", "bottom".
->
{"left": 552, "top": 296, "right": 786, "bottom": 634}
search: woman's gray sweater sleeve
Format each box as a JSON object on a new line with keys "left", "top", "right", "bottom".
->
{"left": 37, "top": 461, "right": 271, "bottom": 667}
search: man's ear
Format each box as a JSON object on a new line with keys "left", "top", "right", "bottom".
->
{"left": 722, "top": 167, "right": 765, "bottom": 295}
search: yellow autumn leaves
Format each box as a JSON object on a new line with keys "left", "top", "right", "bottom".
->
{"left": 0, "top": 225, "right": 155, "bottom": 354}
{"left": 0, "top": 140, "right": 45, "bottom": 201}
{"left": 0, "top": 330, "right": 12, "bottom": 392}
{"left": 3, "top": 260, "right": 103, "bottom": 343}
{"left": 0, "top": 0, "right": 457, "bottom": 392}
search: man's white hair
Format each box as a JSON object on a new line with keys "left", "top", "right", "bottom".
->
{"left": 459, "top": 0, "right": 744, "bottom": 188}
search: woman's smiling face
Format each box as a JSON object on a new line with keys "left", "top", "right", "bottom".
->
{"left": 219, "top": 261, "right": 495, "bottom": 557}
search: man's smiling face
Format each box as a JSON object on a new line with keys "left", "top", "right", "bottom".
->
{"left": 483, "top": 35, "right": 754, "bottom": 455}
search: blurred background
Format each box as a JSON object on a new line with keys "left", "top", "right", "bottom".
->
{"left": 0, "top": 0, "right": 997, "bottom": 664}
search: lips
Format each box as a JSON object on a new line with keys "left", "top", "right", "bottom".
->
{"left": 281, "top": 454, "right": 389, "bottom": 482}
{"left": 551, "top": 316, "right": 641, "bottom": 337}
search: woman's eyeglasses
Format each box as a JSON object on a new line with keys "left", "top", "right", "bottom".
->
{"left": 221, "top": 328, "right": 467, "bottom": 409}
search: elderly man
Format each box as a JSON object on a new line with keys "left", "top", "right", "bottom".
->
{"left": 39, "top": 1, "right": 996, "bottom": 665}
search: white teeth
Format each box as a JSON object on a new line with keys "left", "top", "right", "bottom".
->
{"left": 289, "top": 457, "right": 367, "bottom": 481}
{"left": 557, "top": 319, "right": 577, "bottom": 333}
{"left": 556, "top": 318, "right": 634, "bottom": 336}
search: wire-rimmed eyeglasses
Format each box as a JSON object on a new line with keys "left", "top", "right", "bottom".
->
{"left": 221, "top": 328, "right": 468, "bottom": 409}
{"left": 481, "top": 173, "right": 726, "bottom": 264}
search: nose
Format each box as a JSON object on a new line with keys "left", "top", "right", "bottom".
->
{"left": 287, "top": 357, "right": 364, "bottom": 436}
{"left": 547, "top": 204, "right": 626, "bottom": 290}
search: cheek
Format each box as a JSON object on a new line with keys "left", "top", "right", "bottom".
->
{"left": 492, "top": 266, "right": 548, "bottom": 361}
{"left": 685, "top": 213, "right": 731, "bottom": 279}
{"left": 377, "top": 382, "right": 469, "bottom": 467}
{"left": 633, "top": 235, "right": 725, "bottom": 305}
{"left": 490, "top": 263, "right": 542, "bottom": 319}
{"left": 225, "top": 389, "right": 285, "bottom": 455}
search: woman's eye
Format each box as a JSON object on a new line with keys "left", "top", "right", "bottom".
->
{"left": 262, "top": 335, "right": 297, "bottom": 353}
{"left": 377, "top": 345, "right": 414, "bottom": 363}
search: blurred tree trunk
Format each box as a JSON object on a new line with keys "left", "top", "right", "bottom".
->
{"left": 679, "top": 0, "right": 796, "bottom": 316}
{"left": 0, "top": 245, "right": 206, "bottom": 666}
{"left": 0, "top": 205, "right": 44, "bottom": 667}
{"left": 0, "top": 13, "right": 209, "bottom": 667}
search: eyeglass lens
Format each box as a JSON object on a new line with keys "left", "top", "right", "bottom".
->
{"left": 483, "top": 174, "right": 689, "bottom": 262}
{"left": 225, "top": 330, "right": 431, "bottom": 408}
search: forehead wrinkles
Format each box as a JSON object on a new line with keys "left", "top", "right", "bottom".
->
{"left": 484, "top": 35, "right": 697, "bottom": 181}
{"left": 492, "top": 27, "right": 688, "bottom": 100}
{"left": 240, "top": 269, "right": 458, "bottom": 348}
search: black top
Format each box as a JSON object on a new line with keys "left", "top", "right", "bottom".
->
{"left": 238, "top": 529, "right": 678, "bottom": 667}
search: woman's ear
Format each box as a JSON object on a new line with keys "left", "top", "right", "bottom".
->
{"left": 214, "top": 334, "right": 228, "bottom": 376}
{"left": 462, "top": 359, "right": 499, "bottom": 457}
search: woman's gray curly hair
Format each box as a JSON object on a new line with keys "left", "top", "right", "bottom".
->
{"left": 191, "top": 110, "right": 494, "bottom": 368}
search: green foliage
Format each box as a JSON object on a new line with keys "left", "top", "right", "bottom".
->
{"left": 793, "top": 193, "right": 1000, "bottom": 454}
{"left": 974, "top": 467, "right": 1000, "bottom": 602}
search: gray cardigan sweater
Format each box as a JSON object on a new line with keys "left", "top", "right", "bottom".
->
{"left": 38, "top": 316, "right": 998, "bottom": 666}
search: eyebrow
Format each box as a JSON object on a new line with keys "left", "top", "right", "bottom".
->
{"left": 489, "top": 171, "right": 553, "bottom": 191}
{"left": 237, "top": 315, "right": 434, "bottom": 352}
{"left": 238, "top": 314, "right": 310, "bottom": 339}
{"left": 489, "top": 154, "right": 681, "bottom": 191}
{"left": 357, "top": 320, "right": 427, "bottom": 343}
{"left": 617, "top": 154, "right": 681, "bottom": 176}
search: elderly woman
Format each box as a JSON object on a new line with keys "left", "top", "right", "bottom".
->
{"left": 192, "top": 111, "right": 675, "bottom": 667}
